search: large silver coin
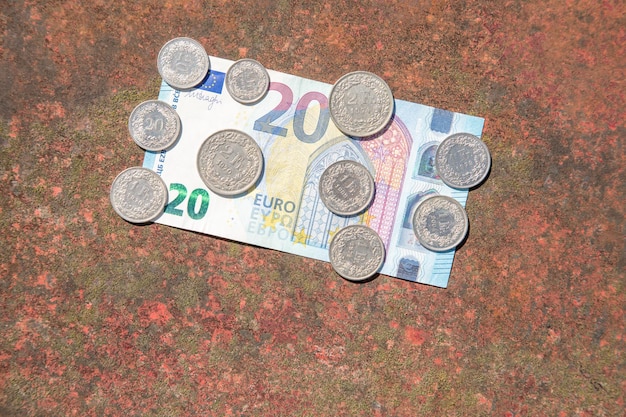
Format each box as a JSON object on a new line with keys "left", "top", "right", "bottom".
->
{"left": 110, "top": 167, "right": 168, "bottom": 224}
{"left": 412, "top": 195, "right": 469, "bottom": 252}
{"left": 329, "top": 71, "right": 394, "bottom": 137}
{"left": 329, "top": 225, "right": 385, "bottom": 282}
{"left": 319, "top": 160, "right": 375, "bottom": 216}
{"left": 225, "top": 59, "right": 270, "bottom": 104}
{"left": 128, "top": 100, "right": 181, "bottom": 151}
{"left": 157, "top": 37, "right": 210, "bottom": 90}
{"left": 197, "top": 129, "right": 264, "bottom": 196}
{"left": 435, "top": 133, "right": 491, "bottom": 189}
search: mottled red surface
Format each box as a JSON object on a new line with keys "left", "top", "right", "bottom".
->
{"left": 1, "top": 1, "right": 624, "bottom": 416}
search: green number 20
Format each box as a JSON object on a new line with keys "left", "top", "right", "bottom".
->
{"left": 164, "top": 183, "right": 209, "bottom": 220}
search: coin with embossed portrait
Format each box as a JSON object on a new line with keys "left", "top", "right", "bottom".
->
{"left": 157, "top": 37, "right": 210, "bottom": 90}
{"left": 435, "top": 133, "right": 491, "bottom": 189}
{"left": 128, "top": 100, "right": 181, "bottom": 151}
{"left": 225, "top": 59, "right": 270, "bottom": 104}
{"left": 197, "top": 129, "right": 264, "bottom": 196}
{"left": 110, "top": 167, "right": 168, "bottom": 224}
{"left": 412, "top": 195, "right": 469, "bottom": 252}
{"left": 329, "top": 225, "right": 385, "bottom": 282}
{"left": 319, "top": 160, "right": 375, "bottom": 216}
{"left": 329, "top": 71, "right": 394, "bottom": 137}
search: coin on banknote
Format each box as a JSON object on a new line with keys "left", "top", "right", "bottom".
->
{"left": 329, "top": 225, "right": 385, "bottom": 281}
{"left": 225, "top": 59, "right": 270, "bottom": 104}
{"left": 157, "top": 37, "right": 210, "bottom": 90}
{"left": 435, "top": 133, "right": 491, "bottom": 189}
{"left": 128, "top": 100, "right": 181, "bottom": 151}
{"left": 329, "top": 71, "right": 394, "bottom": 137}
{"left": 412, "top": 195, "right": 469, "bottom": 252}
{"left": 197, "top": 129, "right": 264, "bottom": 196}
{"left": 110, "top": 167, "right": 168, "bottom": 224}
{"left": 319, "top": 160, "right": 375, "bottom": 216}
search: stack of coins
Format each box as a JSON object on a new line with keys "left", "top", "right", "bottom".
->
{"left": 111, "top": 36, "right": 491, "bottom": 283}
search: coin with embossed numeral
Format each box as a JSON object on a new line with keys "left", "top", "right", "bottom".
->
{"left": 329, "top": 71, "right": 394, "bottom": 137}
{"left": 412, "top": 195, "right": 469, "bottom": 252}
{"left": 329, "top": 225, "right": 385, "bottom": 282}
{"left": 319, "top": 160, "right": 375, "bottom": 216}
{"left": 197, "top": 129, "right": 264, "bottom": 196}
{"left": 225, "top": 59, "right": 270, "bottom": 104}
{"left": 157, "top": 37, "right": 210, "bottom": 90}
{"left": 110, "top": 167, "right": 168, "bottom": 224}
{"left": 435, "top": 133, "right": 491, "bottom": 189}
{"left": 128, "top": 100, "right": 181, "bottom": 151}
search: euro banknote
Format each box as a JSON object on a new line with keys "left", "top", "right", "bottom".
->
{"left": 142, "top": 56, "right": 484, "bottom": 287}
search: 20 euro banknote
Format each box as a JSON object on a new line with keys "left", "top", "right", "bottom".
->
{"left": 142, "top": 56, "right": 484, "bottom": 287}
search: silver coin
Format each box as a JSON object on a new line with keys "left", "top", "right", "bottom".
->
{"left": 110, "top": 167, "right": 168, "bottom": 223}
{"left": 329, "top": 71, "right": 394, "bottom": 137}
{"left": 435, "top": 133, "right": 491, "bottom": 189}
{"left": 225, "top": 59, "right": 270, "bottom": 104}
{"left": 157, "top": 37, "right": 210, "bottom": 90}
{"left": 412, "top": 195, "right": 469, "bottom": 252}
{"left": 329, "top": 225, "right": 385, "bottom": 282}
{"left": 319, "top": 160, "right": 375, "bottom": 216}
{"left": 197, "top": 129, "right": 264, "bottom": 196}
{"left": 128, "top": 100, "right": 181, "bottom": 151}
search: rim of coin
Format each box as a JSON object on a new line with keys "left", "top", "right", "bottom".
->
{"left": 225, "top": 58, "right": 271, "bottom": 104}
{"left": 329, "top": 224, "right": 386, "bottom": 282}
{"left": 412, "top": 194, "right": 469, "bottom": 252}
{"left": 329, "top": 70, "right": 394, "bottom": 138}
{"left": 319, "top": 160, "right": 375, "bottom": 216}
{"left": 110, "top": 167, "right": 168, "bottom": 224}
{"left": 196, "top": 129, "right": 264, "bottom": 196}
{"left": 157, "top": 37, "right": 210, "bottom": 90}
{"left": 435, "top": 132, "right": 491, "bottom": 189}
{"left": 128, "top": 100, "right": 181, "bottom": 151}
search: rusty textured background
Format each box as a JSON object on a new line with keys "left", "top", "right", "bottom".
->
{"left": 0, "top": 1, "right": 624, "bottom": 416}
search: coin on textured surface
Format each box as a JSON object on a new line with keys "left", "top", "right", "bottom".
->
{"left": 110, "top": 167, "right": 168, "bottom": 223}
{"left": 225, "top": 59, "right": 270, "bottom": 104}
{"left": 329, "top": 71, "right": 394, "bottom": 137}
{"left": 319, "top": 160, "right": 375, "bottom": 216}
{"left": 435, "top": 133, "right": 491, "bottom": 189}
{"left": 197, "top": 129, "right": 264, "bottom": 196}
{"left": 412, "top": 195, "right": 468, "bottom": 252}
{"left": 329, "top": 225, "right": 385, "bottom": 281}
{"left": 128, "top": 100, "right": 181, "bottom": 151}
{"left": 157, "top": 37, "right": 210, "bottom": 90}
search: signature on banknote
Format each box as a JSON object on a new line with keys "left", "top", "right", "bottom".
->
{"left": 186, "top": 90, "right": 223, "bottom": 111}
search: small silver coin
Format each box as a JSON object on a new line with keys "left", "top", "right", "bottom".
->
{"left": 128, "top": 100, "right": 181, "bottom": 151}
{"left": 435, "top": 133, "right": 491, "bottom": 189}
{"left": 412, "top": 195, "right": 469, "bottom": 252}
{"left": 197, "top": 129, "right": 264, "bottom": 196}
{"left": 157, "top": 37, "right": 210, "bottom": 90}
{"left": 225, "top": 59, "right": 270, "bottom": 104}
{"left": 329, "top": 225, "right": 385, "bottom": 282}
{"left": 110, "top": 167, "right": 168, "bottom": 224}
{"left": 329, "top": 71, "right": 394, "bottom": 137}
{"left": 319, "top": 160, "right": 375, "bottom": 216}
